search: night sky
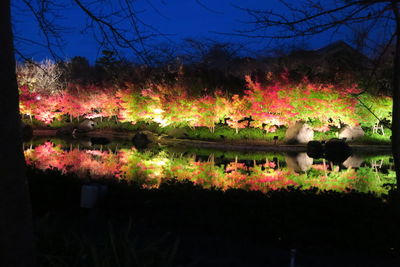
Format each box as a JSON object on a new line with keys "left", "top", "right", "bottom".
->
{"left": 12, "top": 0, "right": 364, "bottom": 63}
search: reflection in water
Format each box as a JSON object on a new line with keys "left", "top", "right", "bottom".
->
{"left": 343, "top": 155, "right": 364, "bottom": 169}
{"left": 24, "top": 141, "right": 396, "bottom": 194}
{"left": 285, "top": 153, "right": 313, "bottom": 172}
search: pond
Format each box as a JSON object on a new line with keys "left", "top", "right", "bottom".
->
{"left": 24, "top": 137, "right": 396, "bottom": 195}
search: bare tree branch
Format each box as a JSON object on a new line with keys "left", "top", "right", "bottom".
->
{"left": 19, "top": 0, "right": 66, "bottom": 60}
{"left": 15, "top": 0, "right": 167, "bottom": 64}
{"left": 195, "top": 0, "right": 224, "bottom": 15}
{"left": 236, "top": 0, "right": 393, "bottom": 39}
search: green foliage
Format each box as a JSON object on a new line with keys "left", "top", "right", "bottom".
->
{"left": 96, "top": 119, "right": 162, "bottom": 133}
{"left": 357, "top": 128, "right": 392, "bottom": 144}
{"left": 182, "top": 125, "right": 286, "bottom": 141}
{"left": 313, "top": 129, "right": 339, "bottom": 140}
{"left": 355, "top": 94, "right": 392, "bottom": 127}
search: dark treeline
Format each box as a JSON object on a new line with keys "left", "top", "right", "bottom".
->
{"left": 21, "top": 40, "right": 395, "bottom": 96}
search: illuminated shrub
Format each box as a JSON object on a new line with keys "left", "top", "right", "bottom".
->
{"left": 244, "top": 76, "right": 295, "bottom": 131}
{"left": 18, "top": 64, "right": 392, "bottom": 132}
{"left": 290, "top": 82, "right": 362, "bottom": 129}
{"left": 19, "top": 85, "right": 42, "bottom": 121}
{"left": 243, "top": 75, "right": 363, "bottom": 131}
{"left": 355, "top": 94, "right": 392, "bottom": 127}
{"left": 19, "top": 84, "right": 64, "bottom": 124}
{"left": 161, "top": 91, "right": 197, "bottom": 128}
{"left": 225, "top": 94, "right": 249, "bottom": 133}
{"left": 17, "top": 59, "right": 64, "bottom": 95}
{"left": 117, "top": 84, "right": 170, "bottom": 126}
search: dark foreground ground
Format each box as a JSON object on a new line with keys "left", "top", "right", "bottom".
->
{"left": 29, "top": 168, "right": 400, "bottom": 267}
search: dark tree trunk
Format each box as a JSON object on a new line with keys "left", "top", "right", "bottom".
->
{"left": 392, "top": 2, "right": 400, "bottom": 189}
{"left": 0, "top": 0, "right": 35, "bottom": 266}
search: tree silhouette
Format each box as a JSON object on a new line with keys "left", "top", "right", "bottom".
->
{"left": 0, "top": 1, "right": 35, "bottom": 266}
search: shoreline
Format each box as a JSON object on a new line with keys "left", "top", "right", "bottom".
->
{"left": 32, "top": 129, "right": 392, "bottom": 153}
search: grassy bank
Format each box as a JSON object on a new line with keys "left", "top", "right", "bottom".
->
{"left": 26, "top": 117, "right": 392, "bottom": 145}
{"left": 29, "top": 168, "right": 400, "bottom": 266}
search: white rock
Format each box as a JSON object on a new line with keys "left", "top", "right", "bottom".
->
{"left": 339, "top": 125, "right": 364, "bottom": 141}
{"left": 78, "top": 119, "right": 97, "bottom": 132}
{"left": 285, "top": 121, "right": 314, "bottom": 144}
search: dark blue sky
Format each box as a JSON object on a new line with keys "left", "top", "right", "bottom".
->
{"left": 12, "top": 0, "right": 362, "bottom": 63}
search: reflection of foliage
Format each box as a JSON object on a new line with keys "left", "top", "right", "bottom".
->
{"left": 351, "top": 168, "right": 396, "bottom": 194}
{"left": 24, "top": 142, "right": 396, "bottom": 195}
{"left": 294, "top": 165, "right": 396, "bottom": 195}
{"left": 119, "top": 149, "right": 170, "bottom": 188}
{"left": 25, "top": 142, "right": 122, "bottom": 178}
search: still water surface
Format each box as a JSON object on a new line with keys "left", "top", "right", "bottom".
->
{"left": 24, "top": 138, "right": 396, "bottom": 195}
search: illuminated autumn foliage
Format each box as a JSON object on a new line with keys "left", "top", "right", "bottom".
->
{"left": 19, "top": 72, "right": 392, "bottom": 132}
